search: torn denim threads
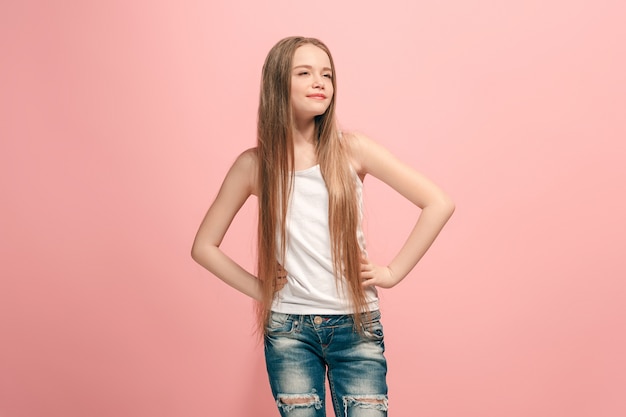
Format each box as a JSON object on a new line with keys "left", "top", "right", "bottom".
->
{"left": 265, "top": 311, "right": 388, "bottom": 416}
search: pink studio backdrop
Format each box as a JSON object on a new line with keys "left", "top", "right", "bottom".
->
{"left": 1, "top": 1, "right": 625, "bottom": 416}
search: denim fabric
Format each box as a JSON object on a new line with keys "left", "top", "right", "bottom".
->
{"left": 264, "top": 310, "right": 388, "bottom": 417}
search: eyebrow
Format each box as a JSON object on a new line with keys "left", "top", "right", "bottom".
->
{"left": 292, "top": 64, "right": 333, "bottom": 72}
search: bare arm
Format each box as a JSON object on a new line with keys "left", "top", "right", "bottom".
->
{"left": 348, "top": 133, "right": 455, "bottom": 288}
{"left": 191, "top": 149, "right": 263, "bottom": 300}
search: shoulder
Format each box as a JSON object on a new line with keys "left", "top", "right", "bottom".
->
{"left": 341, "top": 131, "right": 387, "bottom": 176}
{"left": 236, "top": 147, "right": 258, "bottom": 167}
{"left": 230, "top": 147, "right": 258, "bottom": 174}
{"left": 229, "top": 147, "right": 259, "bottom": 195}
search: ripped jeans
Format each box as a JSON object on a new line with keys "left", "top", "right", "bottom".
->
{"left": 264, "top": 310, "right": 388, "bottom": 417}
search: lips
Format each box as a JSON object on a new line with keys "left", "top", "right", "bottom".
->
{"left": 307, "top": 94, "right": 327, "bottom": 99}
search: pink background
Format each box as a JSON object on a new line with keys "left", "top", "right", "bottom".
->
{"left": 1, "top": 1, "right": 625, "bottom": 416}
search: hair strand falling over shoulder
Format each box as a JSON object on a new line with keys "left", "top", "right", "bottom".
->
{"left": 256, "top": 36, "right": 369, "bottom": 337}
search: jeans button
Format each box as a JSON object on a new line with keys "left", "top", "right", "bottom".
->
{"left": 313, "top": 316, "right": 323, "bottom": 325}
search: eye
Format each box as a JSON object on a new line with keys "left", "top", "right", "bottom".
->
{"left": 297, "top": 71, "right": 309, "bottom": 76}
{"left": 323, "top": 73, "right": 333, "bottom": 79}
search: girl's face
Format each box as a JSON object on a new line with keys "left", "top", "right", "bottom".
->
{"left": 290, "top": 44, "right": 334, "bottom": 121}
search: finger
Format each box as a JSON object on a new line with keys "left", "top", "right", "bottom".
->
{"left": 274, "top": 276, "right": 288, "bottom": 290}
{"left": 361, "top": 278, "right": 375, "bottom": 288}
{"left": 360, "top": 269, "right": 374, "bottom": 279}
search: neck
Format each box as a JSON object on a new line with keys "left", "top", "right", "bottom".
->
{"left": 291, "top": 117, "right": 319, "bottom": 170}
{"left": 292, "top": 118, "right": 317, "bottom": 145}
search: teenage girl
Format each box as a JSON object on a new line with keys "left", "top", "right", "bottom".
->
{"left": 192, "top": 36, "right": 454, "bottom": 417}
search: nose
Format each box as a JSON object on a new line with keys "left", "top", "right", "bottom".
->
{"left": 313, "top": 76, "right": 325, "bottom": 89}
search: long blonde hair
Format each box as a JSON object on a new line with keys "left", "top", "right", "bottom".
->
{"left": 256, "top": 36, "right": 368, "bottom": 334}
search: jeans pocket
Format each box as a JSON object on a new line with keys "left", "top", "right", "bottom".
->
{"left": 266, "top": 312, "right": 295, "bottom": 335}
{"left": 361, "top": 310, "right": 384, "bottom": 341}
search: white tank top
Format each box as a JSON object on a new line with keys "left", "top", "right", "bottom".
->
{"left": 271, "top": 164, "right": 379, "bottom": 314}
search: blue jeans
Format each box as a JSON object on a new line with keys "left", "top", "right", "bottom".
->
{"left": 264, "top": 310, "right": 388, "bottom": 417}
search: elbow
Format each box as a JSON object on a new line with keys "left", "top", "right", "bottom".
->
{"left": 443, "top": 196, "right": 455, "bottom": 218}
{"left": 191, "top": 238, "right": 220, "bottom": 267}
{"left": 190, "top": 240, "right": 205, "bottom": 264}
{"left": 190, "top": 244, "right": 200, "bottom": 263}
{"left": 431, "top": 193, "right": 455, "bottom": 220}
